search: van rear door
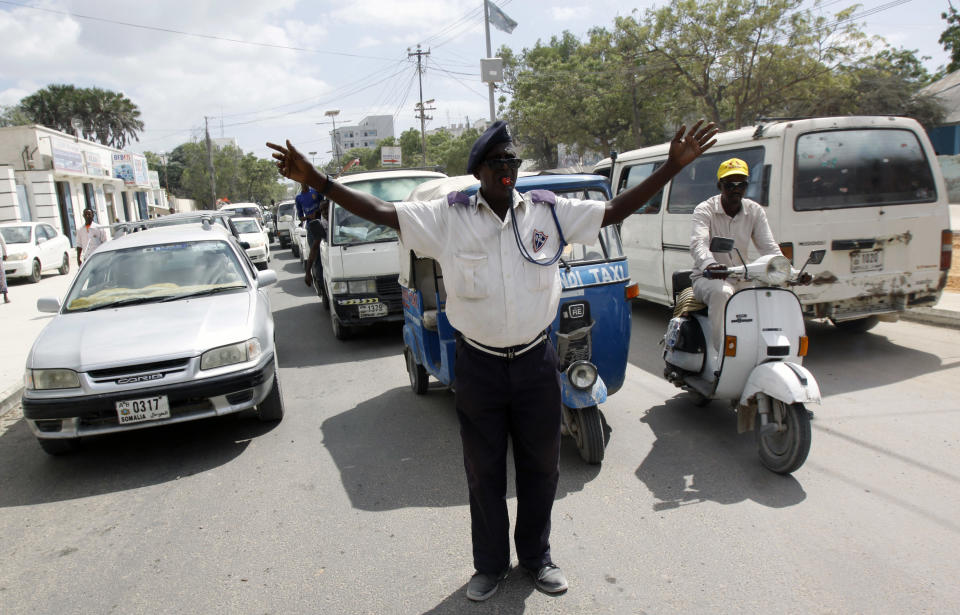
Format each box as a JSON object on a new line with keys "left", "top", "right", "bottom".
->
{"left": 782, "top": 125, "right": 947, "bottom": 318}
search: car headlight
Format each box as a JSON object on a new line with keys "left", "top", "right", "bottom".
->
{"left": 347, "top": 279, "right": 377, "bottom": 294}
{"left": 565, "top": 361, "right": 598, "bottom": 390}
{"left": 331, "top": 281, "right": 348, "bottom": 294}
{"left": 26, "top": 368, "right": 80, "bottom": 390}
{"left": 8, "top": 252, "right": 28, "bottom": 261}
{"left": 200, "top": 338, "right": 262, "bottom": 370}
{"left": 764, "top": 255, "right": 791, "bottom": 285}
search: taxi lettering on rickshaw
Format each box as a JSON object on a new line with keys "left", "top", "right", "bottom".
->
{"left": 560, "top": 263, "right": 626, "bottom": 288}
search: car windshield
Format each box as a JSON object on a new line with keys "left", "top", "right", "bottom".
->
{"left": 63, "top": 240, "right": 247, "bottom": 312}
{"left": 332, "top": 175, "right": 438, "bottom": 245}
{"left": 0, "top": 226, "right": 32, "bottom": 244}
{"left": 233, "top": 219, "right": 261, "bottom": 234}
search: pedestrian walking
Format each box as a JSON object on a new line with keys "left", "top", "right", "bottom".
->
{"left": 76, "top": 208, "right": 107, "bottom": 265}
{"left": 0, "top": 231, "right": 9, "bottom": 303}
{"left": 267, "top": 119, "right": 717, "bottom": 601}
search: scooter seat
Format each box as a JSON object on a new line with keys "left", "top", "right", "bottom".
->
{"left": 673, "top": 287, "right": 707, "bottom": 317}
{"left": 423, "top": 309, "right": 439, "bottom": 331}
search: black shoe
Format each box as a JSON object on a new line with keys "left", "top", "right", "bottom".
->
{"left": 527, "top": 562, "right": 568, "bottom": 594}
{"left": 466, "top": 568, "right": 509, "bottom": 602}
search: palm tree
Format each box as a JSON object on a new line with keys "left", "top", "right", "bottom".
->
{"left": 19, "top": 84, "right": 144, "bottom": 149}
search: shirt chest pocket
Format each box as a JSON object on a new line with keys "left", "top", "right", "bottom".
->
{"left": 522, "top": 255, "right": 556, "bottom": 291}
{"left": 454, "top": 252, "right": 489, "bottom": 299}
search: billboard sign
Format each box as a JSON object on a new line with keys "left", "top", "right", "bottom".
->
{"left": 51, "top": 139, "right": 84, "bottom": 173}
{"left": 381, "top": 145, "right": 401, "bottom": 167}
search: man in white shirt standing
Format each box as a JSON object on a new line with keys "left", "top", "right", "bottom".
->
{"left": 267, "top": 119, "right": 716, "bottom": 601}
{"left": 76, "top": 208, "right": 107, "bottom": 265}
{"left": 690, "top": 158, "right": 784, "bottom": 355}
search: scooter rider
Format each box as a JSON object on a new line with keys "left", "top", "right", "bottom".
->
{"left": 268, "top": 119, "right": 717, "bottom": 602}
{"left": 691, "top": 158, "right": 788, "bottom": 356}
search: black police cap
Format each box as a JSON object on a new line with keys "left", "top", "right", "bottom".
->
{"left": 467, "top": 120, "right": 513, "bottom": 175}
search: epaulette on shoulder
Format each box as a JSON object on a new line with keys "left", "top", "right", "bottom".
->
{"left": 446, "top": 191, "right": 471, "bottom": 207}
{"left": 527, "top": 189, "right": 557, "bottom": 206}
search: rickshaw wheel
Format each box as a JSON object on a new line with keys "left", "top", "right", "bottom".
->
{"left": 405, "top": 347, "right": 429, "bottom": 394}
{"left": 571, "top": 405, "right": 604, "bottom": 464}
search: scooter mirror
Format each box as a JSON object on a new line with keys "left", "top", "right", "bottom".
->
{"left": 807, "top": 249, "right": 826, "bottom": 265}
{"left": 709, "top": 237, "right": 735, "bottom": 254}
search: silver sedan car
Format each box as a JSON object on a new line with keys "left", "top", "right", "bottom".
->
{"left": 23, "top": 222, "right": 284, "bottom": 455}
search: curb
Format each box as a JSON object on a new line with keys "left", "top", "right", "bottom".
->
{"left": 0, "top": 384, "right": 23, "bottom": 419}
{"left": 900, "top": 307, "right": 960, "bottom": 330}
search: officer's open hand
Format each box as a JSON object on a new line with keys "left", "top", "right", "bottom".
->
{"left": 267, "top": 140, "right": 321, "bottom": 186}
{"left": 668, "top": 120, "right": 719, "bottom": 169}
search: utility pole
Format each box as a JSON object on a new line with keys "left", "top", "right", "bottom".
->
{"left": 319, "top": 110, "right": 343, "bottom": 173}
{"left": 482, "top": 1, "right": 495, "bottom": 122}
{"left": 204, "top": 116, "right": 217, "bottom": 209}
{"left": 408, "top": 44, "right": 432, "bottom": 166}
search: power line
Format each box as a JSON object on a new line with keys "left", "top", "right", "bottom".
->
{"left": 0, "top": 0, "right": 399, "bottom": 61}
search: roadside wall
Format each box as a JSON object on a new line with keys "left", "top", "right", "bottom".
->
{"left": 940, "top": 155, "right": 960, "bottom": 203}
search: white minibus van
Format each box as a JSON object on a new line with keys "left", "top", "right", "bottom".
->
{"left": 611, "top": 116, "right": 952, "bottom": 331}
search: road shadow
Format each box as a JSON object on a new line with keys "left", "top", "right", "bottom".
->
{"left": 627, "top": 300, "right": 958, "bottom": 397}
{"left": 0, "top": 411, "right": 277, "bottom": 507}
{"left": 322, "top": 386, "right": 601, "bottom": 511}
{"left": 636, "top": 395, "right": 806, "bottom": 510}
{"left": 421, "top": 568, "right": 537, "bottom": 614}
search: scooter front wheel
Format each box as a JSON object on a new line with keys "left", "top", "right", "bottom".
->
{"left": 755, "top": 400, "right": 811, "bottom": 474}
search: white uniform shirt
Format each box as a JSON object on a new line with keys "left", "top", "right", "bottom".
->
{"left": 76, "top": 222, "right": 107, "bottom": 257}
{"left": 396, "top": 189, "right": 605, "bottom": 347}
{"left": 690, "top": 195, "right": 782, "bottom": 280}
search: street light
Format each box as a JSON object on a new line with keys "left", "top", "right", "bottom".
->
{"left": 308, "top": 151, "right": 317, "bottom": 167}
{"left": 324, "top": 109, "right": 342, "bottom": 172}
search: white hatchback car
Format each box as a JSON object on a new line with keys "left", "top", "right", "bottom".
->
{"left": 0, "top": 221, "right": 72, "bottom": 283}
{"left": 23, "top": 222, "right": 284, "bottom": 455}
{"left": 230, "top": 216, "right": 271, "bottom": 269}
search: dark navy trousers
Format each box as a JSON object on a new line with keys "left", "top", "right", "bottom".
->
{"left": 454, "top": 336, "right": 562, "bottom": 574}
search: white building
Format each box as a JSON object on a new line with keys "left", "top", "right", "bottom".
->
{"left": 0, "top": 125, "right": 168, "bottom": 245}
{"left": 332, "top": 115, "right": 394, "bottom": 156}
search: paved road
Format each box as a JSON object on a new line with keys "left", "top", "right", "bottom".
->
{"left": 0, "top": 248, "right": 958, "bottom": 614}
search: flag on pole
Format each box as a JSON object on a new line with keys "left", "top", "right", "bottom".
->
{"left": 487, "top": 0, "right": 517, "bottom": 34}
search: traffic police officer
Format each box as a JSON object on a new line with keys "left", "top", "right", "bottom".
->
{"left": 267, "top": 119, "right": 716, "bottom": 601}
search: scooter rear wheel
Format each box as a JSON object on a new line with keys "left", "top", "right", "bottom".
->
{"left": 405, "top": 347, "right": 429, "bottom": 394}
{"left": 756, "top": 401, "right": 811, "bottom": 474}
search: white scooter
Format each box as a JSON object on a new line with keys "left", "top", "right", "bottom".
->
{"left": 663, "top": 238, "right": 825, "bottom": 474}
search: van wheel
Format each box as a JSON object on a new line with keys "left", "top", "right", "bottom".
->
{"left": 831, "top": 316, "right": 879, "bottom": 333}
{"left": 58, "top": 252, "right": 70, "bottom": 275}
{"left": 38, "top": 438, "right": 79, "bottom": 455}
{"left": 28, "top": 258, "right": 42, "bottom": 283}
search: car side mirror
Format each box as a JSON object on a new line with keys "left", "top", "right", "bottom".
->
{"left": 37, "top": 236, "right": 47, "bottom": 245}
{"left": 240, "top": 241, "right": 251, "bottom": 249}
{"left": 256, "top": 269, "right": 278, "bottom": 288}
{"left": 709, "top": 237, "right": 734, "bottom": 254}
{"left": 37, "top": 297, "right": 61, "bottom": 313}
{"left": 807, "top": 249, "right": 825, "bottom": 265}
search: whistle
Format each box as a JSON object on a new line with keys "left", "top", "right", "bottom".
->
{"left": 501, "top": 177, "right": 513, "bottom": 186}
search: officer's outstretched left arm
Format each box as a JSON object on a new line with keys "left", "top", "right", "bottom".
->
{"left": 602, "top": 121, "right": 718, "bottom": 227}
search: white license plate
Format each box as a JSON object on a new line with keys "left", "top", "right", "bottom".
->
{"left": 115, "top": 395, "right": 170, "bottom": 424}
{"left": 851, "top": 249, "right": 883, "bottom": 273}
{"left": 357, "top": 302, "right": 388, "bottom": 318}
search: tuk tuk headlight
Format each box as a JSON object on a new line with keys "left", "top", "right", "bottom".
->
{"left": 764, "top": 255, "right": 791, "bottom": 285}
{"left": 201, "top": 338, "right": 262, "bottom": 370}
{"left": 347, "top": 279, "right": 377, "bottom": 294}
{"left": 26, "top": 369, "right": 81, "bottom": 390}
{"left": 566, "top": 361, "right": 598, "bottom": 390}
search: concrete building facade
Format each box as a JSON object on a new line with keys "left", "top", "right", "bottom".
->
{"left": 332, "top": 115, "right": 394, "bottom": 157}
{"left": 0, "top": 125, "right": 169, "bottom": 245}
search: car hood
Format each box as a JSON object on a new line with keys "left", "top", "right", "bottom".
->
{"left": 29, "top": 292, "right": 255, "bottom": 371}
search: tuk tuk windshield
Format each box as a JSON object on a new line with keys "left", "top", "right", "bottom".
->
{"left": 553, "top": 188, "right": 624, "bottom": 263}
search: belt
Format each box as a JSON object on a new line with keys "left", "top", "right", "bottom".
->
{"left": 461, "top": 331, "right": 548, "bottom": 360}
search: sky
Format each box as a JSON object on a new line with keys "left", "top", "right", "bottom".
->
{"left": 0, "top": 0, "right": 953, "bottom": 165}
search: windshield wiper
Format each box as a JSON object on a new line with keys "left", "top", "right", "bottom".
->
{"left": 159, "top": 285, "right": 246, "bottom": 302}
{"left": 84, "top": 296, "right": 169, "bottom": 311}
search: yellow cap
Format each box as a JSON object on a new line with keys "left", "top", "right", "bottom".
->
{"left": 717, "top": 158, "right": 749, "bottom": 180}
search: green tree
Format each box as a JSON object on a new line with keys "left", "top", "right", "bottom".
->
{"left": 0, "top": 104, "right": 31, "bottom": 127}
{"left": 18, "top": 84, "right": 145, "bottom": 148}
{"left": 940, "top": 5, "right": 960, "bottom": 74}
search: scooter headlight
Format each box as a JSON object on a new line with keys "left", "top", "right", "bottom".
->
{"left": 566, "top": 361, "right": 598, "bottom": 390}
{"left": 765, "top": 255, "right": 791, "bottom": 285}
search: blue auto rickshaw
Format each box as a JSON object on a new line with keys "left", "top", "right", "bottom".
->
{"left": 399, "top": 173, "right": 636, "bottom": 464}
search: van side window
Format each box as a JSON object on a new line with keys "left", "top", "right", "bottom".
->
{"left": 666, "top": 147, "right": 766, "bottom": 214}
{"left": 794, "top": 128, "right": 937, "bottom": 210}
{"left": 617, "top": 162, "right": 664, "bottom": 214}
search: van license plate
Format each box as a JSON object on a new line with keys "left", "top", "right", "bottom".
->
{"left": 116, "top": 396, "right": 170, "bottom": 424}
{"left": 358, "top": 302, "right": 387, "bottom": 318}
{"left": 851, "top": 249, "right": 883, "bottom": 273}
